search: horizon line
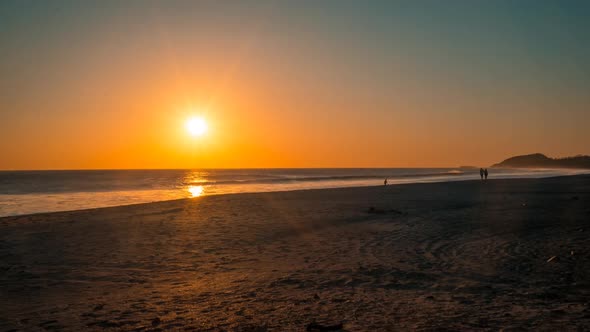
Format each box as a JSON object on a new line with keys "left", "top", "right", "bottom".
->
{"left": 0, "top": 165, "right": 486, "bottom": 172}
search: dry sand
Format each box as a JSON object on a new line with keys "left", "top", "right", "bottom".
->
{"left": 1, "top": 175, "right": 589, "bottom": 331}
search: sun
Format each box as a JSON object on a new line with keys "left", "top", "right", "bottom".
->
{"left": 186, "top": 116, "right": 208, "bottom": 137}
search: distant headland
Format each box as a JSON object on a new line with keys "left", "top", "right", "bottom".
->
{"left": 493, "top": 153, "right": 590, "bottom": 169}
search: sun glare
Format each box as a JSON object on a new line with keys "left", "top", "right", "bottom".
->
{"left": 186, "top": 117, "right": 208, "bottom": 137}
{"left": 188, "top": 185, "right": 204, "bottom": 197}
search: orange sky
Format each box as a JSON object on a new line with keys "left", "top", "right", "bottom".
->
{"left": 1, "top": 2, "right": 589, "bottom": 170}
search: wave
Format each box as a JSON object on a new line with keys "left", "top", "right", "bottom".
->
{"left": 188, "top": 170, "right": 466, "bottom": 186}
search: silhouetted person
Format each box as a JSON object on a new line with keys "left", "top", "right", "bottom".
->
{"left": 384, "top": 178, "right": 388, "bottom": 186}
{"left": 484, "top": 168, "right": 488, "bottom": 180}
{"left": 480, "top": 168, "right": 484, "bottom": 180}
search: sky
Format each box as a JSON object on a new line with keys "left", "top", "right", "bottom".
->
{"left": 1, "top": 0, "right": 589, "bottom": 169}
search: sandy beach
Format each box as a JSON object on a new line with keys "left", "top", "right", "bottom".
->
{"left": 1, "top": 175, "right": 589, "bottom": 331}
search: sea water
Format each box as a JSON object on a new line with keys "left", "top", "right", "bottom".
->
{"left": 0, "top": 168, "right": 586, "bottom": 216}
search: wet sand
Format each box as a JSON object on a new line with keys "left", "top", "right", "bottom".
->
{"left": 1, "top": 175, "right": 589, "bottom": 331}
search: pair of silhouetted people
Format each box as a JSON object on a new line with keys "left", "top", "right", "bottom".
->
{"left": 480, "top": 168, "right": 488, "bottom": 180}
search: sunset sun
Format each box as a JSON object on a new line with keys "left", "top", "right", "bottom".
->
{"left": 186, "top": 116, "right": 208, "bottom": 137}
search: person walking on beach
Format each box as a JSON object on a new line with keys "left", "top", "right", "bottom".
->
{"left": 480, "top": 168, "right": 484, "bottom": 180}
{"left": 384, "top": 178, "right": 388, "bottom": 186}
{"left": 484, "top": 168, "right": 488, "bottom": 180}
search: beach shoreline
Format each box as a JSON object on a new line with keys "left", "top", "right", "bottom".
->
{"left": 2, "top": 172, "right": 588, "bottom": 219}
{"left": 2, "top": 168, "right": 588, "bottom": 218}
{"left": 1, "top": 175, "right": 589, "bottom": 330}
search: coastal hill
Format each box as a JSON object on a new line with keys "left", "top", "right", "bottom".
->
{"left": 493, "top": 153, "right": 590, "bottom": 169}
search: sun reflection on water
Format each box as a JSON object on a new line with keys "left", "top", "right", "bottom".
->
{"left": 188, "top": 185, "right": 204, "bottom": 197}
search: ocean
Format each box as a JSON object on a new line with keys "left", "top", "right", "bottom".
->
{"left": 0, "top": 168, "right": 586, "bottom": 217}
